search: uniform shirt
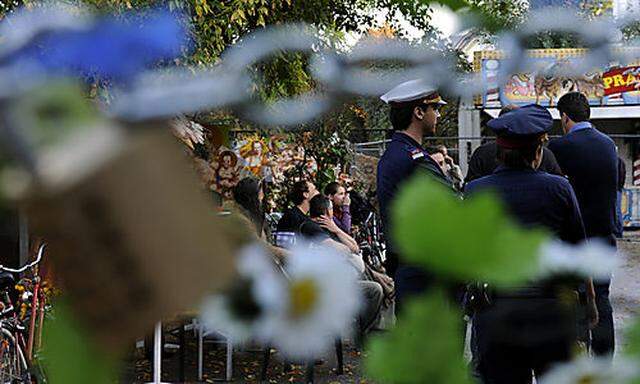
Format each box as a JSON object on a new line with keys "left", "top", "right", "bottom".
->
{"left": 465, "top": 166, "right": 586, "bottom": 244}
{"left": 376, "top": 131, "right": 452, "bottom": 273}
{"left": 465, "top": 142, "right": 563, "bottom": 183}
{"left": 548, "top": 123, "right": 617, "bottom": 242}
{"left": 276, "top": 206, "right": 310, "bottom": 234}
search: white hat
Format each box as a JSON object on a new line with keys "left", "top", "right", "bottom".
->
{"left": 380, "top": 79, "right": 447, "bottom": 106}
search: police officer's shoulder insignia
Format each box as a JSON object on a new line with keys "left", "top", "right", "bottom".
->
{"left": 409, "top": 148, "right": 424, "bottom": 160}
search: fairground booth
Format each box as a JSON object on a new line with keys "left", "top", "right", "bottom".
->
{"left": 458, "top": 48, "right": 640, "bottom": 227}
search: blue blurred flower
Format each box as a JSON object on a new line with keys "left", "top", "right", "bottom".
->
{"left": 0, "top": 8, "right": 190, "bottom": 84}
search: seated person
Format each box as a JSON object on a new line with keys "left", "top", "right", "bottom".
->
{"left": 301, "top": 195, "right": 383, "bottom": 336}
{"left": 224, "top": 177, "right": 289, "bottom": 265}
{"left": 433, "top": 145, "right": 464, "bottom": 190}
{"left": 301, "top": 195, "right": 360, "bottom": 258}
{"left": 302, "top": 194, "right": 394, "bottom": 286}
{"left": 324, "top": 182, "right": 352, "bottom": 234}
{"left": 276, "top": 180, "right": 319, "bottom": 234}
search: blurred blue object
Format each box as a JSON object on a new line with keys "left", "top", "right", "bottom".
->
{"left": 0, "top": 9, "right": 189, "bottom": 84}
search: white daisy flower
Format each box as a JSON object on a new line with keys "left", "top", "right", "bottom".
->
{"left": 260, "top": 242, "right": 362, "bottom": 359}
{"left": 538, "top": 356, "right": 639, "bottom": 384}
{"left": 199, "top": 244, "right": 285, "bottom": 345}
{"left": 236, "top": 243, "right": 286, "bottom": 311}
{"left": 538, "top": 240, "right": 618, "bottom": 281}
{"left": 200, "top": 295, "right": 251, "bottom": 343}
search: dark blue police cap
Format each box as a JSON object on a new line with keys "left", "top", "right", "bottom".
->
{"left": 487, "top": 104, "right": 553, "bottom": 149}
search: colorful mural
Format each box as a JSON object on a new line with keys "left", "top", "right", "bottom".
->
{"left": 210, "top": 148, "right": 241, "bottom": 199}
{"left": 198, "top": 134, "right": 319, "bottom": 200}
{"left": 475, "top": 49, "right": 640, "bottom": 108}
{"left": 174, "top": 119, "right": 354, "bottom": 207}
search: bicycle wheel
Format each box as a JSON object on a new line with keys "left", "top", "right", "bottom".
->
{"left": 0, "top": 328, "right": 32, "bottom": 384}
{"left": 28, "top": 359, "right": 47, "bottom": 384}
{"left": 15, "top": 335, "right": 33, "bottom": 384}
{"left": 0, "top": 338, "right": 19, "bottom": 384}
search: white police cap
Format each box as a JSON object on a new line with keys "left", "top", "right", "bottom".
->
{"left": 380, "top": 79, "right": 447, "bottom": 106}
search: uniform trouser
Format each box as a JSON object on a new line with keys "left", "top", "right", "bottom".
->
{"left": 591, "top": 281, "right": 615, "bottom": 357}
{"left": 474, "top": 297, "right": 575, "bottom": 384}
{"left": 470, "top": 317, "right": 480, "bottom": 378}
{"left": 581, "top": 237, "right": 616, "bottom": 357}
{"left": 394, "top": 264, "right": 465, "bottom": 316}
{"left": 394, "top": 265, "right": 433, "bottom": 314}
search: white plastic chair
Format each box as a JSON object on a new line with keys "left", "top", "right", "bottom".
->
{"left": 196, "top": 321, "right": 233, "bottom": 382}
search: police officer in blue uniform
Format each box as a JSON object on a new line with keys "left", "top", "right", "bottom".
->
{"left": 465, "top": 104, "right": 598, "bottom": 384}
{"left": 376, "top": 79, "right": 454, "bottom": 310}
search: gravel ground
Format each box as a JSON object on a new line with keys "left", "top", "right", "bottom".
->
{"left": 611, "top": 232, "right": 640, "bottom": 354}
{"left": 128, "top": 337, "right": 369, "bottom": 383}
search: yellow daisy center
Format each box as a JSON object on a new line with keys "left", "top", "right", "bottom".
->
{"left": 289, "top": 278, "right": 319, "bottom": 319}
{"left": 576, "top": 374, "right": 597, "bottom": 384}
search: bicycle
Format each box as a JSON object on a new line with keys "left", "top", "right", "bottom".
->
{"left": 356, "top": 211, "right": 386, "bottom": 270}
{"left": 0, "top": 243, "right": 48, "bottom": 384}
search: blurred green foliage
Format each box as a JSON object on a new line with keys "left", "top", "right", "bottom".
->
{"left": 42, "top": 301, "right": 118, "bottom": 384}
{"left": 393, "top": 176, "right": 547, "bottom": 285}
{"left": 366, "top": 290, "right": 472, "bottom": 384}
{"left": 9, "top": 82, "right": 98, "bottom": 152}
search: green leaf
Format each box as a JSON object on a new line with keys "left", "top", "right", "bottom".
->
{"left": 393, "top": 176, "right": 547, "bottom": 286}
{"left": 11, "top": 81, "right": 99, "bottom": 152}
{"left": 42, "top": 301, "right": 118, "bottom": 384}
{"left": 365, "top": 291, "right": 472, "bottom": 384}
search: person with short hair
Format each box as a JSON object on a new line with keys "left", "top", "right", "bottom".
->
{"left": 301, "top": 195, "right": 360, "bottom": 255}
{"left": 465, "top": 104, "right": 563, "bottom": 183}
{"left": 548, "top": 91, "right": 618, "bottom": 358}
{"left": 433, "top": 144, "right": 464, "bottom": 189}
{"left": 276, "top": 180, "right": 319, "bottom": 233}
{"left": 466, "top": 104, "right": 596, "bottom": 383}
{"left": 324, "top": 181, "right": 352, "bottom": 234}
{"left": 376, "top": 79, "right": 455, "bottom": 310}
{"left": 301, "top": 195, "right": 384, "bottom": 337}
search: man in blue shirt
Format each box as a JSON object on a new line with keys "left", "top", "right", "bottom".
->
{"left": 376, "top": 79, "right": 454, "bottom": 310}
{"left": 548, "top": 92, "right": 618, "bottom": 357}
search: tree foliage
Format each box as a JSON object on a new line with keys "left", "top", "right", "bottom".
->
{"left": 468, "top": 0, "right": 635, "bottom": 49}
{"left": 466, "top": 0, "right": 528, "bottom": 31}
{"left": 0, "top": 0, "right": 23, "bottom": 17}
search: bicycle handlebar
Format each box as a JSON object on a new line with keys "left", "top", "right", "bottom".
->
{"left": 0, "top": 244, "right": 45, "bottom": 273}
